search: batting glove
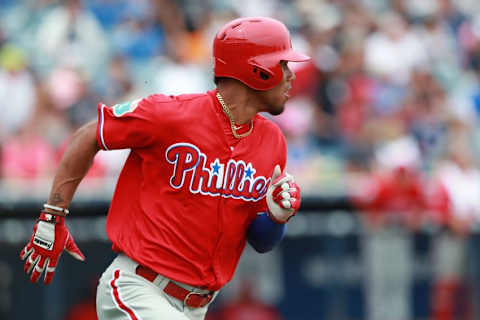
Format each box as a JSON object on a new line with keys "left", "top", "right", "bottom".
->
{"left": 266, "top": 165, "right": 301, "bottom": 224}
{"left": 20, "top": 212, "right": 85, "bottom": 284}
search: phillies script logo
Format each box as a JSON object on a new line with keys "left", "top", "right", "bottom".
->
{"left": 166, "top": 143, "right": 270, "bottom": 201}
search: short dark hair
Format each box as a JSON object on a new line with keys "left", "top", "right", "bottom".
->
{"left": 214, "top": 76, "right": 227, "bottom": 85}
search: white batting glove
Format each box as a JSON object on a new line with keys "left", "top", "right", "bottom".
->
{"left": 266, "top": 165, "right": 301, "bottom": 224}
{"left": 20, "top": 212, "right": 85, "bottom": 284}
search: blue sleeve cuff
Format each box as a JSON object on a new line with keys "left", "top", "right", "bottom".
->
{"left": 247, "top": 212, "right": 286, "bottom": 253}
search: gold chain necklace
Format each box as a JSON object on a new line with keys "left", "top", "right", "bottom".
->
{"left": 216, "top": 92, "right": 253, "bottom": 139}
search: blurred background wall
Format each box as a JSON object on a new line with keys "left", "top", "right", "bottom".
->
{"left": 2, "top": 0, "right": 480, "bottom": 319}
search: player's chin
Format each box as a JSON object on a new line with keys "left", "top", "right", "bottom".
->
{"left": 265, "top": 90, "right": 289, "bottom": 115}
{"left": 269, "top": 102, "right": 286, "bottom": 116}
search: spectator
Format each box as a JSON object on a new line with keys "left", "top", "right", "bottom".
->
{"left": 96, "top": 54, "right": 134, "bottom": 106}
{"left": 34, "top": 0, "right": 109, "bottom": 79}
{"left": 87, "top": 0, "right": 128, "bottom": 31}
{"left": 110, "top": 0, "right": 165, "bottom": 62}
{"left": 413, "top": 11, "right": 461, "bottom": 88}
{"left": 1, "top": 123, "right": 55, "bottom": 180}
{"left": 353, "top": 136, "right": 427, "bottom": 320}
{"left": 361, "top": 136, "right": 426, "bottom": 230}
{"left": 364, "top": 12, "right": 428, "bottom": 85}
{"left": 428, "top": 142, "right": 480, "bottom": 320}
{"left": 403, "top": 69, "right": 450, "bottom": 164}
{"left": 45, "top": 64, "right": 99, "bottom": 129}
{"left": 0, "top": 44, "right": 37, "bottom": 142}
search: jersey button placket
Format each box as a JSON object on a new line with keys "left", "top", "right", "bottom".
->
{"left": 212, "top": 146, "right": 234, "bottom": 286}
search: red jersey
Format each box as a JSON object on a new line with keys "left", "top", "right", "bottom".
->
{"left": 96, "top": 90, "right": 287, "bottom": 290}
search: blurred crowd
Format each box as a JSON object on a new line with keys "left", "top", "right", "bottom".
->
{"left": 3, "top": 1, "right": 480, "bottom": 319}
{"left": 3, "top": 0, "right": 480, "bottom": 227}
{"left": 0, "top": 0, "right": 479, "bottom": 195}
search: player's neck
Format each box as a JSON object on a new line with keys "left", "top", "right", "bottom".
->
{"left": 217, "top": 82, "right": 259, "bottom": 125}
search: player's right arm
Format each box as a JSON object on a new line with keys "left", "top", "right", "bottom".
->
{"left": 20, "top": 94, "right": 163, "bottom": 285}
{"left": 19, "top": 120, "right": 100, "bottom": 284}
{"left": 47, "top": 120, "right": 101, "bottom": 209}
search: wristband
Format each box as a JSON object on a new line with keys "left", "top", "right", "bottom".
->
{"left": 43, "top": 204, "right": 69, "bottom": 216}
{"left": 247, "top": 212, "right": 286, "bottom": 253}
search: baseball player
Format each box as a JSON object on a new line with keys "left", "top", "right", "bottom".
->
{"left": 19, "top": 17, "right": 309, "bottom": 320}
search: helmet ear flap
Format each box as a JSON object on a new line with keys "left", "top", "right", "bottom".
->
{"left": 249, "top": 63, "right": 283, "bottom": 90}
{"left": 252, "top": 66, "right": 271, "bottom": 81}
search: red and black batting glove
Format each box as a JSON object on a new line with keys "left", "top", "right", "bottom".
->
{"left": 266, "top": 165, "right": 301, "bottom": 224}
{"left": 19, "top": 212, "right": 85, "bottom": 284}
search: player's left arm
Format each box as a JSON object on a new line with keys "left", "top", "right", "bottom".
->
{"left": 247, "top": 165, "right": 301, "bottom": 253}
{"left": 247, "top": 212, "right": 286, "bottom": 253}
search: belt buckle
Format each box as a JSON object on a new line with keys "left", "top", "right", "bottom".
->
{"left": 184, "top": 291, "right": 212, "bottom": 308}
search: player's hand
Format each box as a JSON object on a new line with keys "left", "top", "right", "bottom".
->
{"left": 266, "top": 165, "right": 301, "bottom": 223}
{"left": 19, "top": 212, "right": 85, "bottom": 284}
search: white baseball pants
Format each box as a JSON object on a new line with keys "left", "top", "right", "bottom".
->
{"left": 96, "top": 254, "right": 217, "bottom": 320}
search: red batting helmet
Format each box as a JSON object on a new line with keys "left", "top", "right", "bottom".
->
{"left": 213, "top": 17, "right": 310, "bottom": 91}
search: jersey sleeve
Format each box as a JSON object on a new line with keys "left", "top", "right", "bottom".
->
{"left": 96, "top": 96, "right": 160, "bottom": 150}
